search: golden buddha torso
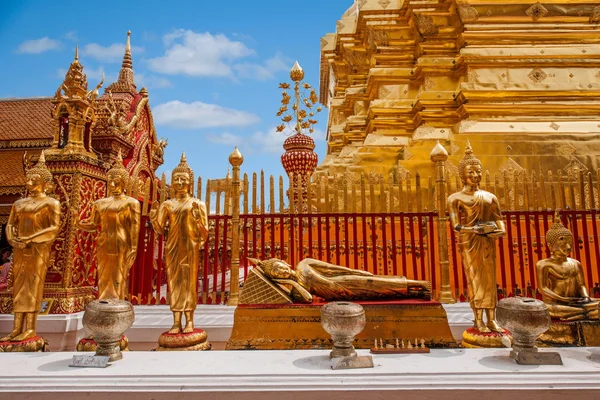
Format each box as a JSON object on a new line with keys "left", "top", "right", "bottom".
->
{"left": 539, "top": 258, "right": 582, "bottom": 303}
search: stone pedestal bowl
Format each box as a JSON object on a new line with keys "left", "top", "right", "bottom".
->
{"left": 496, "top": 297, "right": 550, "bottom": 355}
{"left": 82, "top": 299, "right": 134, "bottom": 362}
{"left": 320, "top": 302, "right": 366, "bottom": 358}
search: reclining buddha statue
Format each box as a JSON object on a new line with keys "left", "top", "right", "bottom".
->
{"left": 248, "top": 257, "right": 432, "bottom": 303}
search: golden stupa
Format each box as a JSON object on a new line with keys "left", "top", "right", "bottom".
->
{"left": 317, "top": 1, "right": 600, "bottom": 179}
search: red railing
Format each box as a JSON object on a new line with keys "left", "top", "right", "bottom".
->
{"left": 134, "top": 209, "right": 600, "bottom": 305}
{"left": 448, "top": 209, "right": 600, "bottom": 301}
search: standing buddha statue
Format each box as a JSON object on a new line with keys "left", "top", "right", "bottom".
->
{"left": 150, "top": 153, "right": 210, "bottom": 351}
{"left": 1, "top": 152, "right": 60, "bottom": 351}
{"left": 75, "top": 152, "right": 140, "bottom": 300}
{"left": 447, "top": 143, "right": 509, "bottom": 347}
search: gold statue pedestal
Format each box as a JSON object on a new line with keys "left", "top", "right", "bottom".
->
{"left": 156, "top": 328, "right": 211, "bottom": 351}
{"left": 76, "top": 335, "right": 129, "bottom": 352}
{"left": 461, "top": 327, "right": 511, "bottom": 348}
{"left": 0, "top": 336, "right": 48, "bottom": 352}
{"left": 226, "top": 300, "right": 457, "bottom": 350}
{"left": 538, "top": 320, "right": 600, "bottom": 347}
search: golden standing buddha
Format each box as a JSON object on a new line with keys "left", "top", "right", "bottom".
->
{"left": 249, "top": 258, "right": 432, "bottom": 303}
{"left": 150, "top": 153, "right": 208, "bottom": 334}
{"left": 75, "top": 152, "right": 140, "bottom": 300}
{"left": 1, "top": 152, "right": 61, "bottom": 343}
{"left": 536, "top": 214, "right": 599, "bottom": 321}
{"left": 447, "top": 143, "right": 506, "bottom": 335}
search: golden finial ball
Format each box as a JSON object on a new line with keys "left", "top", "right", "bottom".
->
{"left": 290, "top": 61, "right": 304, "bottom": 82}
{"left": 229, "top": 147, "right": 244, "bottom": 167}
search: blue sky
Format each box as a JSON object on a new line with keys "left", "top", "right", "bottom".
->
{"left": 0, "top": 1, "right": 352, "bottom": 182}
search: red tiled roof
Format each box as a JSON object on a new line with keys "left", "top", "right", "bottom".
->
{"left": 0, "top": 98, "right": 53, "bottom": 142}
{"left": 0, "top": 149, "right": 41, "bottom": 190}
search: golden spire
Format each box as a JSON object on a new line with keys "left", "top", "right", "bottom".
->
{"left": 122, "top": 30, "right": 132, "bottom": 69}
{"left": 117, "top": 30, "right": 136, "bottom": 87}
{"left": 58, "top": 45, "right": 88, "bottom": 98}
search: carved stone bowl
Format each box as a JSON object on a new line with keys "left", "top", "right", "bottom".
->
{"left": 496, "top": 297, "right": 550, "bottom": 353}
{"left": 320, "top": 302, "right": 366, "bottom": 358}
{"left": 82, "top": 299, "right": 135, "bottom": 362}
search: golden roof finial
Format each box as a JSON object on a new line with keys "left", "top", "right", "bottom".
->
{"left": 229, "top": 146, "right": 244, "bottom": 167}
{"left": 59, "top": 45, "right": 88, "bottom": 97}
{"left": 429, "top": 140, "right": 449, "bottom": 163}
{"left": 122, "top": 30, "right": 133, "bottom": 70}
{"left": 276, "top": 61, "right": 322, "bottom": 136}
{"left": 116, "top": 30, "right": 136, "bottom": 88}
{"left": 290, "top": 61, "right": 304, "bottom": 82}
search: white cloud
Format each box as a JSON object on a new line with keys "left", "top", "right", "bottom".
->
{"left": 147, "top": 30, "right": 254, "bottom": 77}
{"left": 64, "top": 31, "right": 78, "bottom": 41}
{"left": 87, "top": 67, "right": 116, "bottom": 83}
{"left": 17, "top": 37, "right": 61, "bottom": 54}
{"left": 206, "top": 127, "right": 324, "bottom": 154}
{"left": 136, "top": 73, "right": 172, "bottom": 89}
{"left": 153, "top": 100, "right": 260, "bottom": 129}
{"left": 147, "top": 30, "right": 289, "bottom": 80}
{"left": 233, "top": 52, "right": 291, "bottom": 81}
{"left": 82, "top": 43, "right": 144, "bottom": 62}
{"left": 205, "top": 132, "right": 243, "bottom": 145}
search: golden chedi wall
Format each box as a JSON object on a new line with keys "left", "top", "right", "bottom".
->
{"left": 318, "top": 0, "right": 600, "bottom": 180}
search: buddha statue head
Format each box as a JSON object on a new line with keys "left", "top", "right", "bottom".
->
{"left": 249, "top": 258, "right": 294, "bottom": 280}
{"left": 107, "top": 151, "right": 129, "bottom": 196}
{"left": 546, "top": 214, "right": 573, "bottom": 258}
{"left": 26, "top": 151, "right": 53, "bottom": 195}
{"left": 172, "top": 152, "right": 194, "bottom": 196}
{"left": 458, "top": 141, "right": 482, "bottom": 185}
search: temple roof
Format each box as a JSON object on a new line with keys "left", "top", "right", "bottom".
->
{"left": 0, "top": 98, "right": 53, "bottom": 144}
{"left": 0, "top": 148, "right": 41, "bottom": 193}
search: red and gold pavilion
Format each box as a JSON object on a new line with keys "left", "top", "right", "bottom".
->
{"left": 0, "top": 32, "right": 165, "bottom": 314}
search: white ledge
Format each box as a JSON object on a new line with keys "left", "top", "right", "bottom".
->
{"left": 1, "top": 348, "right": 600, "bottom": 399}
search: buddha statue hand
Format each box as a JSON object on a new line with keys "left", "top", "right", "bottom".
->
{"left": 149, "top": 202, "right": 159, "bottom": 220}
{"left": 474, "top": 222, "right": 498, "bottom": 235}
{"left": 191, "top": 202, "right": 201, "bottom": 221}
{"left": 126, "top": 249, "right": 137, "bottom": 266}
{"left": 569, "top": 297, "right": 591, "bottom": 306}
{"left": 9, "top": 237, "right": 26, "bottom": 249}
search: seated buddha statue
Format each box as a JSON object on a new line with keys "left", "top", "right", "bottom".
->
{"left": 248, "top": 257, "right": 431, "bottom": 303}
{"left": 535, "top": 214, "right": 599, "bottom": 321}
